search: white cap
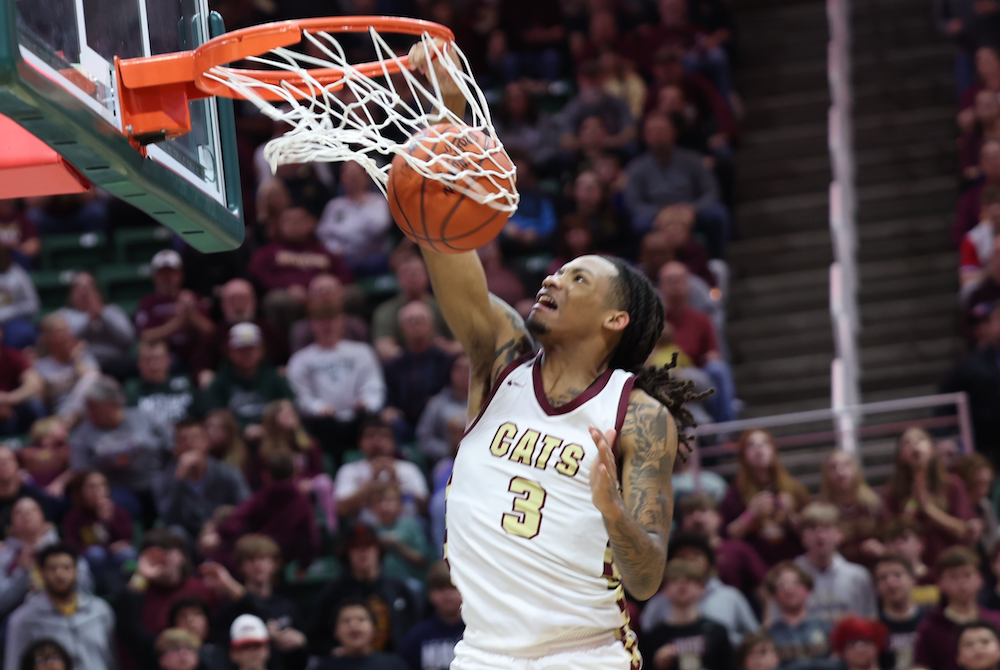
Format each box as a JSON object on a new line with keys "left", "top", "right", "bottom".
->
{"left": 228, "top": 322, "right": 262, "bottom": 349}
{"left": 151, "top": 249, "right": 183, "bottom": 270}
{"left": 230, "top": 614, "right": 269, "bottom": 648}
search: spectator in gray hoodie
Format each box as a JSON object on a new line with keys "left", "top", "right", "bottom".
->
{"left": 5, "top": 543, "right": 116, "bottom": 670}
{"left": 415, "top": 354, "right": 469, "bottom": 466}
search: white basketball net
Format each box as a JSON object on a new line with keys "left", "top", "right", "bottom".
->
{"left": 204, "top": 28, "right": 519, "bottom": 212}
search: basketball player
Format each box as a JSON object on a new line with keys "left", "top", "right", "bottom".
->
{"left": 407, "top": 44, "right": 704, "bottom": 670}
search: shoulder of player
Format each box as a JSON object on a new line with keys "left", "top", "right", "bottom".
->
{"left": 619, "top": 388, "right": 677, "bottom": 460}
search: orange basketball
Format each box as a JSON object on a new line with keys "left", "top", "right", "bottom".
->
{"left": 387, "top": 123, "right": 515, "bottom": 254}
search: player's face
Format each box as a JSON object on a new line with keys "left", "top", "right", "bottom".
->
{"left": 958, "top": 629, "right": 1000, "bottom": 670}
{"left": 526, "top": 255, "right": 626, "bottom": 343}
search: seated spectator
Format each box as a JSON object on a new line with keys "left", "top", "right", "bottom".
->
{"left": 125, "top": 340, "right": 195, "bottom": 427}
{"left": 289, "top": 274, "right": 369, "bottom": 354}
{"left": 0, "top": 497, "right": 93, "bottom": 621}
{"left": 0, "top": 445, "right": 56, "bottom": 538}
{"left": 370, "top": 482, "right": 431, "bottom": 590}
{"left": 136, "top": 250, "right": 215, "bottom": 366}
{"left": 640, "top": 0, "right": 732, "bottom": 100}
{"left": 198, "top": 323, "right": 294, "bottom": 430}
{"left": 671, "top": 443, "right": 727, "bottom": 502}
{"left": 639, "top": 559, "right": 733, "bottom": 670}
{"left": 382, "top": 302, "right": 453, "bottom": 441}
{"left": 0, "top": 198, "right": 40, "bottom": 269}
{"left": 558, "top": 170, "right": 631, "bottom": 259}
{"left": 659, "top": 262, "right": 736, "bottom": 423}
{"left": 26, "top": 191, "right": 108, "bottom": 234}
{"left": 152, "top": 418, "right": 250, "bottom": 544}
{"left": 641, "top": 533, "right": 759, "bottom": 645}
{"left": 287, "top": 304, "right": 384, "bottom": 462}
{"left": 0, "top": 322, "right": 45, "bottom": 436}
{"left": 371, "top": 256, "right": 452, "bottom": 362}
{"left": 960, "top": 48, "right": 1000, "bottom": 120}
{"left": 677, "top": 493, "right": 767, "bottom": 604}
{"left": 494, "top": 0, "right": 564, "bottom": 82}
{"left": 736, "top": 633, "right": 780, "bottom": 670}
{"left": 318, "top": 161, "right": 393, "bottom": 277}
{"left": 310, "top": 524, "right": 418, "bottom": 654}
{"left": 17, "top": 639, "right": 74, "bottom": 670}
{"left": 558, "top": 60, "right": 636, "bottom": 156}
{"left": 248, "top": 205, "right": 352, "bottom": 333}
{"left": 335, "top": 417, "right": 429, "bottom": 522}
{"left": 58, "top": 272, "right": 135, "bottom": 380}
{"left": 794, "top": 503, "right": 876, "bottom": 622}
{"left": 228, "top": 614, "right": 274, "bottom": 670}
{"left": 649, "top": 82, "right": 736, "bottom": 169}
{"left": 956, "top": 622, "right": 1000, "bottom": 670}
{"left": 167, "top": 597, "right": 225, "bottom": 669}
{"left": 914, "top": 547, "right": 1000, "bottom": 670}
{"left": 492, "top": 82, "right": 559, "bottom": 170}
{"left": 114, "top": 529, "right": 220, "bottom": 670}
{"left": 497, "top": 157, "right": 556, "bottom": 257}
{"left": 155, "top": 628, "right": 202, "bottom": 670}
{"left": 830, "top": 617, "right": 888, "bottom": 670}
{"left": 642, "top": 205, "right": 715, "bottom": 288}
{"left": 953, "top": 454, "right": 999, "bottom": 558}
{"left": 192, "top": 279, "right": 289, "bottom": 388}
{"left": 598, "top": 50, "right": 647, "bottom": 121}
{"left": 764, "top": 562, "right": 837, "bottom": 670}
{"left": 308, "top": 598, "right": 407, "bottom": 670}
{"left": 69, "top": 376, "right": 173, "bottom": 523}
{"left": 0, "top": 245, "right": 39, "bottom": 349}
{"left": 5, "top": 543, "right": 115, "bottom": 670}
{"left": 964, "top": 245, "right": 1000, "bottom": 342}
{"left": 956, "top": 141, "right": 1000, "bottom": 247}
{"left": 427, "top": 416, "right": 463, "bottom": 557}
{"left": 942, "top": 303, "right": 1000, "bottom": 461}
{"left": 205, "top": 408, "right": 248, "bottom": 473}
{"left": 882, "top": 427, "right": 973, "bottom": 566}
{"left": 416, "top": 354, "right": 469, "bottom": 466}
{"left": 35, "top": 314, "right": 100, "bottom": 421}
{"left": 884, "top": 520, "right": 939, "bottom": 603}
{"left": 18, "top": 417, "right": 71, "bottom": 492}
{"left": 959, "top": 90, "right": 1000, "bottom": 182}
{"left": 209, "top": 454, "right": 320, "bottom": 571}
{"left": 875, "top": 554, "right": 927, "bottom": 670}
{"left": 62, "top": 470, "right": 135, "bottom": 593}
{"left": 398, "top": 561, "right": 464, "bottom": 670}
{"left": 206, "top": 535, "right": 308, "bottom": 670}
{"left": 818, "top": 450, "right": 884, "bottom": 566}
{"left": 961, "top": 187, "right": 1000, "bottom": 297}
{"left": 626, "top": 114, "right": 729, "bottom": 256}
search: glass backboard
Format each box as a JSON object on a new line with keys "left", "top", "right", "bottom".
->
{"left": 0, "top": 0, "right": 243, "bottom": 251}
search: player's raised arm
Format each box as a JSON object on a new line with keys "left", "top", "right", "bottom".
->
{"left": 589, "top": 389, "right": 678, "bottom": 600}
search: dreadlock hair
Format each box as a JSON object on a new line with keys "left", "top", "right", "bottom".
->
{"left": 604, "top": 257, "right": 713, "bottom": 456}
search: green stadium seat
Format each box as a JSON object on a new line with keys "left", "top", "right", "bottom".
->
{"left": 357, "top": 274, "right": 399, "bottom": 304}
{"left": 40, "top": 232, "right": 107, "bottom": 271}
{"left": 341, "top": 449, "right": 364, "bottom": 465}
{"left": 96, "top": 263, "right": 153, "bottom": 303}
{"left": 115, "top": 227, "right": 174, "bottom": 263}
{"left": 30, "top": 269, "right": 77, "bottom": 312}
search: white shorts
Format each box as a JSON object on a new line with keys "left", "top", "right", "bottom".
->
{"left": 451, "top": 639, "right": 641, "bottom": 670}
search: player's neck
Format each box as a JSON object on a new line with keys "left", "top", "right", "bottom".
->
{"left": 537, "top": 346, "right": 610, "bottom": 403}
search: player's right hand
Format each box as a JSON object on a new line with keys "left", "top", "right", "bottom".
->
{"left": 407, "top": 38, "right": 462, "bottom": 96}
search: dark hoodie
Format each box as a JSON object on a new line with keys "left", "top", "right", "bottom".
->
{"left": 913, "top": 606, "right": 1000, "bottom": 670}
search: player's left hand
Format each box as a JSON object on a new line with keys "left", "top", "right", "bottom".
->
{"left": 589, "top": 426, "right": 625, "bottom": 519}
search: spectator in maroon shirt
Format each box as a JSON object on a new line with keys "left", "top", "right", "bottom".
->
{"left": 0, "top": 322, "right": 44, "bottom": 436}
{"left": 720, "top": 429, "right": 810, "bottom": 566}
{"left": 640, "top": 206, "right": 715, "bottom": 287}
{"left": 659, "top": 261, "right": 735, "bottom": 422}
{"left": 248, "top": 205, "right": 353, "bottom": 336}
{"left": 959, "top": 90, "right": 1000, "bottom": 184}
{"left": 192, "top": 279, "right": 289, "bottom": 390}
{"left": 679, "top": 492, "right": 769, "bottom": 606}
{"left": 61, "top": 469, "right": 135, "bottom": 593}
{"left": 136, "top": 250, "right": 215, "bottom": 367}
{"left": 913, "top": 547, "right": 1000, "bottom": 670}
{"left": 818, "top": 450, "right": 886, "bottom": 568}
{"left": 882, "top": 427, "right": 974, "bottom": 567}
{"left": 955, "top": 140, "right": 1000, "bottom": 247}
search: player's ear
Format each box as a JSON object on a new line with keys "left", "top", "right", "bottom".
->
{"left": 604, "top": 310, "right": 630, "bottom": 334}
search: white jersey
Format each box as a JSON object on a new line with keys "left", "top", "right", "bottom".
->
{"left": 446, "top": 352, "right": 641, "bottom": 664}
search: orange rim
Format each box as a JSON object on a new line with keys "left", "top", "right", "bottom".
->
{"left": 118, "top": 16, "right": 456, "bottom": 101}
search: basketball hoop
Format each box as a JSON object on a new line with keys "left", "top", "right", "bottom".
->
{"left": 116, "top": 16, "right": 519, "bottom": 213}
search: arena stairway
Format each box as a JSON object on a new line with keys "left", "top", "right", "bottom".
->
{"left": 727, "top": 0, "right": 962, "bottom": 418}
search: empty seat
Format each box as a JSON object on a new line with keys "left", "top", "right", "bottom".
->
{"left": 115, "top": 227, "right": 174, "bottom": 263}
{"left": 40, "top": 232, "right": 107, "bottom": 271}
{"left": 30, "top": 269, "right": 76, "bottom": 312}
{"left": 96, "top": 263, "right": 152, "bottom": 303}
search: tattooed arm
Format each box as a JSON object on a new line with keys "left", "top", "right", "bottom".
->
{"left": 590, "top": 389, "right": 677, "bottom": 600}
{"left": 420, "top": 251, "right": 532, "bottom": 418}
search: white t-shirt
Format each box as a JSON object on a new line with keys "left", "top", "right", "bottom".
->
{"left": 317, "top": 193, "right": 392, "bottom": 262}
{"left": 334, "top": 458, "right": 429, "bottom": 520}
{"left": 286, "top": 340, "right": 385, "bottom": 420}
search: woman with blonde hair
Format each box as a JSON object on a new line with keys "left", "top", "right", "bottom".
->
{"left": 882, "top": 426, "right": 974, "bottom": 566}
{"left": 720, "top": 429, "right": 810, "bottom": 565}
{"left": 819, "top": 450, "right": 885, "bottom": 566}
{"left": 204, "top": 409, "right": 247, "bottom": 473}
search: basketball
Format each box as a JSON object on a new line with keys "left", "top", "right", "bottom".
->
{"left": 387, "top": 123, "right": 515, "bottom": 254}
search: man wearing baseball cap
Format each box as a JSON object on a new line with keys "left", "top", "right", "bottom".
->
{"left": 230, "top": 614, "right": 272, "bottom": 670}
{"left": 197, "top": 322, "right": 293, "bottom": 428}
{"left": 135, "top": 249, "right": 214, "bottom": 365}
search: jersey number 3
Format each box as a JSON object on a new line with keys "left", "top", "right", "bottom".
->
{"left": 502, "top": 477, "right": 547, "bottom": 539}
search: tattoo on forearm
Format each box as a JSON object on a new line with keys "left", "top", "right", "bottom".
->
{"left": 488, "top": 296, "right": 532, "bottom": 387}
{"left": 607, "top": 400, "right": 676, "bottom": 598}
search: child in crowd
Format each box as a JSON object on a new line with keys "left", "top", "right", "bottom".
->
{"left": 874, "top": 554, "right": 927, "bottom": 670}
{"left": 155, "top": 629, "right": 202, "bottom": 670}
{"left": 914, "top": 547, "right": 1000, "bottom": 670}
{"left": 229, "top": 614, "right": 272, "bottom": 670}
{"left": 829, "top": 617, "right": 888, "bottom": 670}
{"left": 61, "top": 469, "right": 135, "bottom": 593}
{"left": 370, "top": 482, "right": 431, "bottom": 592}
{"left": 953, "top": 453, "right": 999, "bottom": 559}
{"left": 884, "top": 519, "right": 940, "bottom": 606}
{"left": 957, "top": 622, "right": 1000, "bottom": 670}
{"left": 307, "top": 599, "right": 407, "bottom": 669}
{"left": 736, "top": 633, "right": 780, "bottom": 670}
{"left": 398, "top": 561, "right": 465, "bottom": 670}
{"left": 639, "top": 560, "right": 733, "bottom": 670}
{"left": 817, "top": 449, "right": 884, "bottom": 567}
{"left": 764, "top": 561, "right": 839, "bottom": 670}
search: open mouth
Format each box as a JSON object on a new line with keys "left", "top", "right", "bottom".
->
{"left": 533, "top": 294, "right": 557, "bottom": 312}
